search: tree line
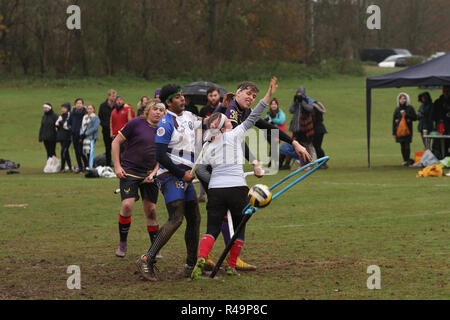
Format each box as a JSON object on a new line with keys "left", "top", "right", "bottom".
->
{"left": 0, "top": 0, "right": 449, "bottom": 79}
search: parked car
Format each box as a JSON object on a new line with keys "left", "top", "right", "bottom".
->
{"left": 395, "top": 55, "right": 425, "bottom": 67}
{"left": 426, "top": 52, "right": 446, "bottom": 61}
{"left": 361, "top": 48, "right": 412, "bottom": 63}
{"left": 378, "top": 54, "right": 411, "bottom": 68}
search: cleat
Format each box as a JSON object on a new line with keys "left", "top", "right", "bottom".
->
{"left": 191, "top": 257, "right": 206, "bottom": 280}
{"left": 115, "top": 244, "right": 127, "bottom": 258}
{"left": 226, "top": 253, "right": 256, "bottom": 271}
{"left": 136, "top": 255, "right": 157, "bottom": 281}
{"left": 155, "top": 251, "right": 163, "bottom": 260}
{"left": 184, "top": 264, "right": 195, "bottom": 278}
{"left": 225, "top": 266, "right": 240, "bottom": 277}
{"left": 235, "top": 257, "right": 256, "bottom": 271}
{"left": 204, "top": 253, "right": 216, "bottom": 271}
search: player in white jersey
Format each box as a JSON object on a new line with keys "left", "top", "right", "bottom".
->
{"left": 191, "top": 77, "right": 310, "bottom": 278}
{"left": 136, "top": 84, "right": 204, "bottom": 281}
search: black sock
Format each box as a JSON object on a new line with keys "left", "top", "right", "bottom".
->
{"left": 147, "top": 225, "right": 160, "bottom": 245}
{"left": 118, "top": 215, "right": 132, "bottom": 243}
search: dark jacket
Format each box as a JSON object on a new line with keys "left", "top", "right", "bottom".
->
{"left": 39, "top": 110, "right": 58, "bottom": 142}
{"left": 417, "top": 102, "right": 434, "bottom": 133}
{"left": 392, "top": 93, "right": 417, "bottom": 143}
{"left": 289, "top": 87, "right": 314, "bottom": 133}
{"left": 98, "top": 99, "right": 114, "bottom": 129}
{"left": 68, "top": 107, "right": 87, "bottom": 136}
{"left": 312, "top": 108, "right": 327, "bottom": 135}
{"left": 432, "top": 94, "right": 450, "bottom": 133}
{"left": 56, "top": 112, "right": 72, "bottom": 142}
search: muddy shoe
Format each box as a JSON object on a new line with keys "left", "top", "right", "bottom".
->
{"left": 136, "top": 255, "right": 157, "bottom": 281}
{"left": 191, "top": 257, "right": 206, "bottom": 280}
{"left": 225, "top": 266, "right": 240, "bottom": 277}
{"left": 204, "top": 253, "right": 216, "bottom": 271}
{"left": 115, "top": 243, "right": 127, "bottom": 258}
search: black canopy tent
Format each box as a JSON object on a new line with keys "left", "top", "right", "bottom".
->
{"left": 366, "top": 52, "right": 450, "bottom": 167}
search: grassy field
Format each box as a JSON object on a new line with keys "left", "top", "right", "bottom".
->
{"left": 0, "top": 68, "right": 449, "bottom": 300}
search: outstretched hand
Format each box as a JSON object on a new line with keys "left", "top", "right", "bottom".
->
{"left": 263, "top": 77, "right": 278, "bottom": 104}
{"left": 292, "top": 140, "right": 312, "bottom": 163}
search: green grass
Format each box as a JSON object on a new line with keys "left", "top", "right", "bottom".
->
{"left": 0, "top": 67, "right": 449, "bottom": 300}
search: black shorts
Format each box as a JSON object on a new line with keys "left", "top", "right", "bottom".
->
{"left": 119, "top": 175, "right": 159, "bottom": 203}
{"left": 206, "top": 186, "right": 249, "bottom": 241}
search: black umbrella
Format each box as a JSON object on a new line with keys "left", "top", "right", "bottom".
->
{"left": 182, "top": 81, "right": 228, "bottom": 106}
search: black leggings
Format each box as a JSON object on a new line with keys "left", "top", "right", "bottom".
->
{"left": 400, "top": 142, "right": 411, "bottom": 162}
{"left": 313, "top": 133, "right": 326, "bottom": 159}
{"left": 43, "top": 140, "right": 56, "bottom": 159}
{"left": 72, "top": 134, "right": 88, "bottom": 170}
{"left": 60, "top": 140, "right": 72, "bottom": 169}
{"left": 205, "top": 187, "right": 249, "bottom": 242}
{"left": 147, "top": 199, "right": 201, "bottom": 267}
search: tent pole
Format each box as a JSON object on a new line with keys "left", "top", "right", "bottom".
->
{"left": 366, "top": 86, "right": 372, "bottom": 168}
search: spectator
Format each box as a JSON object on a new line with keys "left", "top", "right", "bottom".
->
{"left": 98, "top": 89, "right": 117, "bottom": 167}
{"left": 431, "top": 85, "right": 450, "bottom": 158}
{"left": 56, "top": 102, "right": 73, "bottom": 172}
{"left": 417, "top": 92, "right": 434, "bottom": 149}
{"left": 184, "top": 96, "right": 199, "bottom": 115}
{"left": 200, "top": 86, "right": 221, "bottom": 118}
{"left": 80, "top": 104, "right": 101, "bottom": 169}
{"left": 69, "top": 98, "right": 88, "bottom": 173}
{"left": 392, "top": 93, "right": 417, "bottom": 166}
{"left": 110, "top": 96, "right": 135, "bottom": 140}
{"left": 264, "top": 98, "right": 286, "bottom": 132}
{"left": 289, "top": 87, "right": 315, "bottom": 161}
{"left": 39, "top": 103, "right": 58, "bottom": 160}
{"left": 137, "top": 96, "right": 150, "bottom": 116}
{"left": 312, "top": 101, "right": 328, "bottom": 169}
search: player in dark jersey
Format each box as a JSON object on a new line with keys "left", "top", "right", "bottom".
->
{"left": 112, "top": 99, "right": 166, "bottom": 258}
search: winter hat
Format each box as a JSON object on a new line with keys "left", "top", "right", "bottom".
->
{"left": 61, "top": 102, "right": 71, "bottom": 110}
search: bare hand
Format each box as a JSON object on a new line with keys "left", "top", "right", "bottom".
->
{"left": 182, "top": 171, "right": 195, "bottom": 183}
{"left": 115, "top": 165, "right": 126, "bottom": 179}
{"left": 144, "top": 175, "right": 155, "bottom": 184}
{"left": 252, "top": 160, "right": 264, "bottom": 178}
{"left": 263, "top": 77, "right": 279, "bottom": 103}
{"left": 292, "top": 140, "right": 312, "bottom": 163}
{"left": 268, "top": 77, "right": 278, "bottom": 97}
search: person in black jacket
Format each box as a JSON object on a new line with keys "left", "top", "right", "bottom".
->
{"left": 68, "top": 98, "right": 88, "bottom": 172}
{"left": 431, "top": 85, "right": 450, "bottom": 158}
{"left": 39, "top": 103, "right": 58, "bottom": 160}
{"left": 98, "top": 89, "right": 117, "bottom": 167}
{"left": 312, "top": 102, "right": 328, "bottom": 169}
{"left": 56, "top": 102, "right": 73, "bottom": 172}
{"left": 392, "top": 93, "right": 417, "bottom": 166}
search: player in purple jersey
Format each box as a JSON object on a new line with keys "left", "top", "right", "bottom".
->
{"left": 112, "top": 100, "right": 166, "bottom": 258}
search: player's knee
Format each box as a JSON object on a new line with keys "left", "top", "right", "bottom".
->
{"left": 121, "top": 200, "right": 134, "bottom": 215}
{"left": 166, "top": 200, "right": 185, "bottom": 226}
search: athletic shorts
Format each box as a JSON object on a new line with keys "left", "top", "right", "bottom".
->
{"left": 119, "top": 175, "right": 159, "bottom": 203}
{"left": 156, "top": 175, "right": 196, "bottom": 204}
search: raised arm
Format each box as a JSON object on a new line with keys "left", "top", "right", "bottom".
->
{"left": 241, "top": 77, "right": 278, "bottom": 131}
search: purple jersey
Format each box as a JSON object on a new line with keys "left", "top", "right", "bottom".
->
{"left": 225, "top": 99, "right": 251, "bottom": 126}
{"left": 118, "top": 117, "right": 157, "bottom": 177}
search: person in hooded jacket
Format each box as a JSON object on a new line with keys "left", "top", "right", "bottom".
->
{"left": 392, "top": 93, "right": 417, "bottom": 166}
{"left": 56, "top": 102, "right": 73, "bottom": 172}
{"left": 39, "top": 103, "right": 58, "bottom": 160}
{"left": 417, "top": 92, "right": 434, "bottom": 149}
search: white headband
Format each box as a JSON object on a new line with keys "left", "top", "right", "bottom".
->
{"left": 217, "top": 113, "right": 227, "bottom": 130}
{"left": 43, "top": 104, "right": 52, "bottom": 109}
